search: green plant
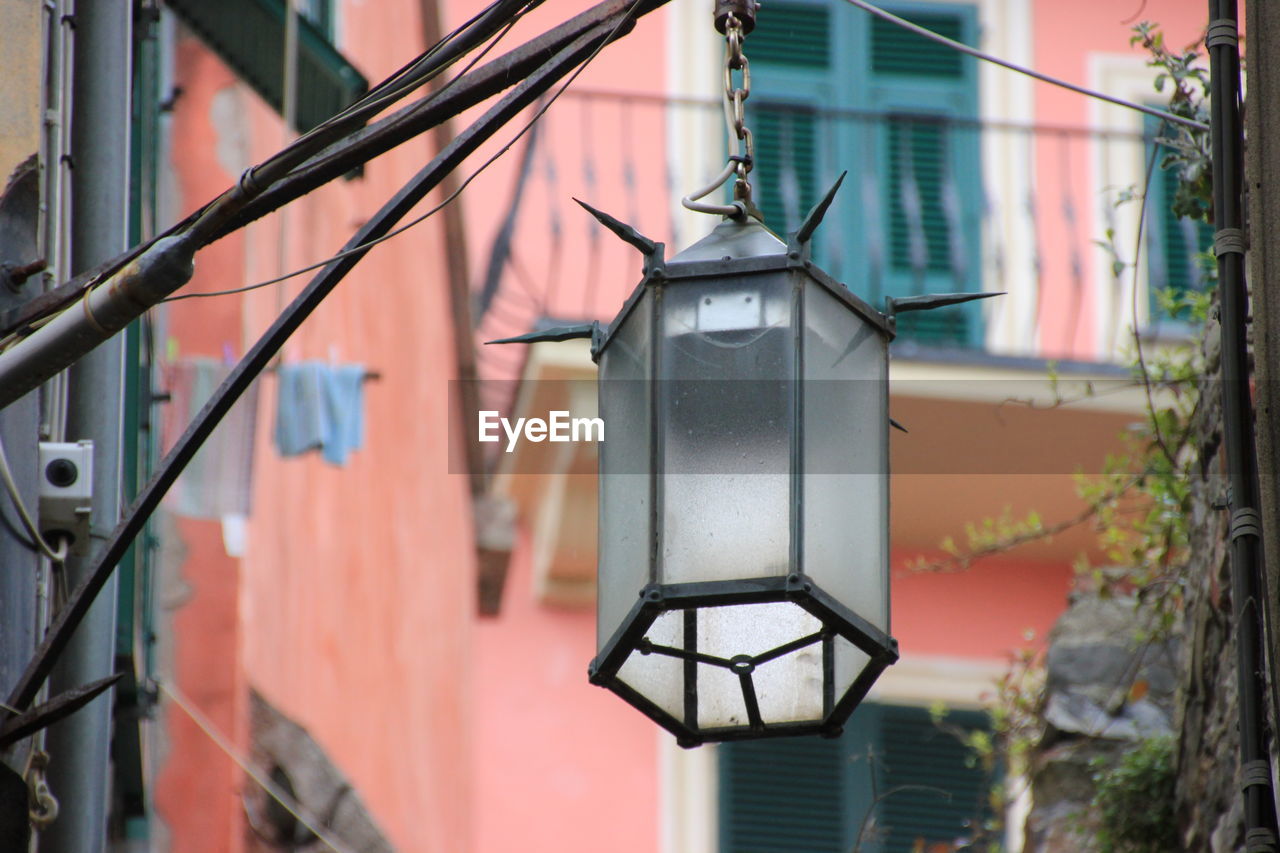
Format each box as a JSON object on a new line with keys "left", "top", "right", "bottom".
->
{"left": 909, "top": 20, "right": 1213, "bottom": 849}
{"left": 1089, "top": 737, "right": 1178, "bottom": 853}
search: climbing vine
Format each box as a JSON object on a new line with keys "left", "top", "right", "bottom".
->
{"left": 922, "top": 20, "right": 1215, "bottom": 849}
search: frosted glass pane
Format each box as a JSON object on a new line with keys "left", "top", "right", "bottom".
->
{"left": 661, "top": 472, "right": 790, "bottom": 582}
{"left": 598, "top": 294, "right": 652, "bottom": 651}
{"left": 801, "top": 283, "right": 889, "bottom": 632}
{"left": 696, "top": 602, "right": 825, "bottom": 728}
{"left": 658, "top": 273, "right": 795, "bottom": 584}
{"left": 616, "top": 610, "right": 685, "bottom": 721}
{"left": 833, "top": 633, "right": 871, "bottom": 702}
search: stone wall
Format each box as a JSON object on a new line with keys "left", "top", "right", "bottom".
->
{"left": 1024, "top": 314, "right": 1252, "bottom": 852}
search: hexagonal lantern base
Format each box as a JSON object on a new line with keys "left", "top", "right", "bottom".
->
{"left": 588, "top": 573, "right": 898, "bottom": 747}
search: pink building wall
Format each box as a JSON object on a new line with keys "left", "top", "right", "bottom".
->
{"left": 1032, "top": 0, "right": 1211, "bottom": 358}
{"left": 156, "top": 3, "right": 476, "bottom": 850}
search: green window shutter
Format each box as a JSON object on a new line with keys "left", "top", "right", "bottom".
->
{"left": 753, "top": 107, "right": 820, "bottom": 236}
{"left": 719, "top": 704, "right": 994, "bottom": 853}
{"left": 747, "top": 2, "right": 831, "bottom": 235}
{"left": 719, "top": 736, "right": 850, "bottom": 852}
{"left": 749, "top": 3, "right": 831, "bottom": 69}
{"left": 877, "top": 705, "right": 992, "bottom": 852}
{"left": 1144, "top": 115, "right": 1213, "bottom": 322}
{"left": 885, "top": 118, "right": 950, "bottom": 275}
{"left": 870, "top": 13, "right": 966, "bottom": 78}
{"left": 870, "top": 4, "right": 981, "bottom": 347}
{"left": 167, "top": 0, "right": 367, "bottom": 133}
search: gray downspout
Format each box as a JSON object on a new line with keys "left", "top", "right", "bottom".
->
{"left": 41, "top": 1, "right": 131, "bottom": 850}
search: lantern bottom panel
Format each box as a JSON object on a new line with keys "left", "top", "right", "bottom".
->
{"left": 588, "top": 574, "right": 898, "bottom": 747}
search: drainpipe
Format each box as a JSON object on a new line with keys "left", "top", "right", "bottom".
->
{"left": 41, "top": 1, "right": 131, "bottom": 850}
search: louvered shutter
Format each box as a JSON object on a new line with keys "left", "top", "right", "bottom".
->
{"left": 877, "top": 705, "right": 992, "bottom": 852}
{"left": 719, "top": 703, "right": 994, "bottom": 853}
{"left": 743, "top": 1, "right": 981, "bottom": 344}
{"left": 168, "top": 0, "right": 367, "bottom": 133}
{"left": 747, "top": 3, "right": 831, "bottom": 236}
{"left": 719, "top": 734, "right": 851, "bottom": 852}
{"left": 868, "top": 5, "right": 981, "bottom": 347}
{"left": 1144, "top": 116, "right": 1213, "bottom": 322}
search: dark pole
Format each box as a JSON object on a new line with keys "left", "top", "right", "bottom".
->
{"left": 1206, "top": 0, "right": 1279, "bottom": 848}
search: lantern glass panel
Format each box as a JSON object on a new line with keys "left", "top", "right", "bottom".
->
{"left": 833, "top": 632, "right": 871, "bottom": 700}
{"left": 696, "top": 602, "right": 825, "bottom": 727}
{"left": 657, "top": 273, "right": 794, "bottom": 584}
{"left": 801, "top": 283, "right": 890, "bottom": 633}
{"left": 615, "top": 610, "right": 684, "bottom": 720}
{"left": 597, "top": 292, "right": 653, "bottom": 649}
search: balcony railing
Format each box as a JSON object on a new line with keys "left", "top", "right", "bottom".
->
{"left": 468, "top": 88, "right": 1205, "bottom": 390}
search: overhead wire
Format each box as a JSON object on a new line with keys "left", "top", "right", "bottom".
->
{"left": 166, "top": 0, "right": 647, "bottom": 304}
{"left": 840, "top": 0, "right": 1210, "bottom": 133}
{"left": 158, "top": 682, "right": 359, "bottom": 853}
{"left": 164, "top": 9, "right": 531, "bottom": 303}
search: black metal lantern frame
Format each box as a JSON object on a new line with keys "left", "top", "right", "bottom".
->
{"left": 583, "top": 185, "right": 897, "bottom": 746}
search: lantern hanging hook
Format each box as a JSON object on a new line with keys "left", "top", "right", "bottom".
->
{"left": 681, "top": 2, "right": 761, "bottom": 221}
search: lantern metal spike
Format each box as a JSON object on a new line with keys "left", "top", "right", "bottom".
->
{"left": 485, "top": 321, "right": 604, "bottom": 347}
{"left": 886, "top": 290, "right": 1005, "bottom": 315}
{"left": 573, "top": 197, "right": 663, "bottom": 258}
{"left": 792, "top": 171, "right": 847, "bottom": 246}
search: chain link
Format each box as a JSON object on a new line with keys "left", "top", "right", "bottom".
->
{"left": 681, "top": 8, "right": 760, "bottom": 217}
{"left": 722, "top": 14, "right": 754, "bottom": 204}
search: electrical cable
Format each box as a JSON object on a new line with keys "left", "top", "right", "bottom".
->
{"left": 0, "top": 0, "right": 538, "bottom": 349}
{"left": 839, "top": 0, "right": 1210, "bottom": 133}
{"left": 4, "top": 0, "right": 663, "bottom": 718}
{"left": 164, "top": 0, "right": 645, "bottom": 304}
{"left": 0, "top": 434, "right": 68, "bottom": 562}
{"left": 164, "top": 9, "right": 532, "bottom": 304}
{"left": 158, "top": 682, "right": 359, "bottom": 853}
{"left": 271, "top": 0, "right": 538, "bottom": 155}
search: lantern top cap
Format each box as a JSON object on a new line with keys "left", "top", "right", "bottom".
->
{"left": 671, "top": 216, "right": 784, "bottom": 263}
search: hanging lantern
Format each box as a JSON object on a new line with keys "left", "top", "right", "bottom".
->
{"left": 488, "top": 0, "right": 998, "bottom": 745}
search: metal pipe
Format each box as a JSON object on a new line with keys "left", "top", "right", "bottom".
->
{"left": 39, "top": 1, "right": 131, "bottom": 851}
{"left": 1206, "top": 0, "right": 1280, "bottom": 848}
{"left": 0, "top": 235, "right": 194, "bottom": 410}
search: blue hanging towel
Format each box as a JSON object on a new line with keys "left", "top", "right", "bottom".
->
{"left": 274, "top": 362, "right": 327, "bottom": 456}
{"left": 320, "top": 364, "right": 366, "bottom": 465}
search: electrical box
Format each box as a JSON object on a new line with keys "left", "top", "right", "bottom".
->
{"left": 38, "top": 441, "right": 93, "bottom": 556}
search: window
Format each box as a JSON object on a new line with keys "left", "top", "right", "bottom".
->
{"left": 747, "top": 1, "right": 982, "bottom": 347}
{"left": 1144, "top": 115, "right": 1213, "bottom": 325}
{"left": 719, "top": 702, "right": 994, "bottom": 853}
{"left": 168, "top": 0, "right": 367, "bottom": 133}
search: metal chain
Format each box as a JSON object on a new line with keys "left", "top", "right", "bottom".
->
{"left": 682, "top": 11, "right": 759, "bottom": 218}
{"left": 723, "top": 13, "right": 754, "bottom": 206}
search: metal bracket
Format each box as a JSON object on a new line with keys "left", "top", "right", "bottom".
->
{"left": 1246, "top": 828, "right": 1277, "bottom": 853}
{"left": 1215, "top": 227, "right": 1246, "bottom": 258}
{"left": 1207, "top": 19, "right": 1239, "bottom": 49}
{"left": 1231, "top": 507, "right": 1262, "bottom": 542}
{"left": 1241, "top": 759, "right": 1272, "bottom": 792}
